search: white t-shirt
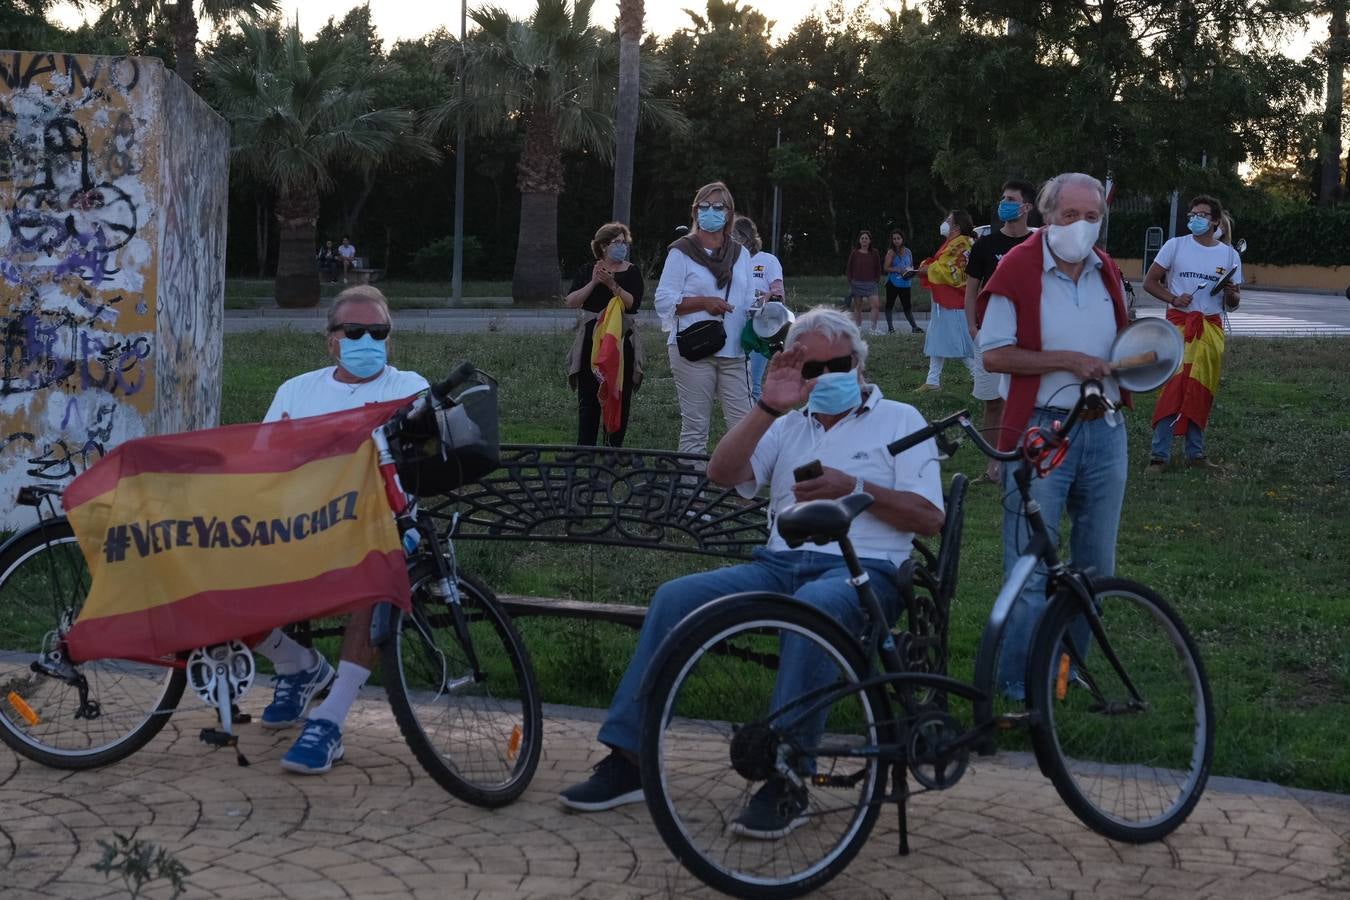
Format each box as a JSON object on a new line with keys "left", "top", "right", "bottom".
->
{"left": 749, "top": 251, "right": 785, "bottom": 297}
{"left": 1154, "top": 235, "right": 1242, "bottom": 316}
{"left": 979, "top": 239, "right": 1122, "bottom": 409}
{"left": 736, "top": 385, "right": 945, "bottom": 566}
{"left": 338, "top": 244, "right": 356, "bottom": 260}
{"left": 653, "top": 246, "right": 755, "bottom": 358}
{"left": 264, "top": 366, "right": 430, "bottom": 423}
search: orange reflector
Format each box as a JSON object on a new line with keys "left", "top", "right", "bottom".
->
{"left": 507, "top": 724, "right": 522, "bottom": 760}
{"left": 1055, "top": 653, "right": 1071, "bottom": 701}
{"left": 7, "top": 691, "right": 39, "bottom": 726}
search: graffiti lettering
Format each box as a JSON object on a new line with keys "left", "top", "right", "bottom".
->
{"left": 0, "top": 53, "right": 140, "bottom": 94}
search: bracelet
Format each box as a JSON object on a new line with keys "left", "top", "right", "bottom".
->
{"left": 757, "top": 399, "right": 786, "bottom": 418}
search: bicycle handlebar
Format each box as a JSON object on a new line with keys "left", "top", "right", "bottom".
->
{"left": 888, "top": 380, "right": 1114, "bottom": 465}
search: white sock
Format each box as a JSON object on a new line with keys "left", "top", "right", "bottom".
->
{"left": 309, "top": 660, "right": 370, "bottom": 728}
{"left": 254, "top": 629, "right": 316, "bottom": 676}
{"left": 926, "top": 357, "right": 945, "bottom": 385}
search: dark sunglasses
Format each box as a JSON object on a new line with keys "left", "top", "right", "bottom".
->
{"left": 801, "top": 354, "right": 854, "bottom": 379}
{"left": 330, "top": 323, "right": 391, "bottom": 341}
{"left": 695, "top": 202, "right": 728, "bottom": 212}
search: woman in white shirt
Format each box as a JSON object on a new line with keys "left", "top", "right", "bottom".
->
{"left": 655, "top": 181, "right": 755, "bottom": 456}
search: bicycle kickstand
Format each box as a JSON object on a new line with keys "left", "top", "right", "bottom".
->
{"left": 894, "top": 760, "right": 911, "bottom": 856}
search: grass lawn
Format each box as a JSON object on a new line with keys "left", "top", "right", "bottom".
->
{"left": 223, "top": 329, "right": 1350, "bottom": 793}
{"left": 224, "top": 276, "right": 935, "bottom": 314}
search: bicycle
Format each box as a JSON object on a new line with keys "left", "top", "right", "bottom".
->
{"left": 638, "top": 380, "right": 1214, "bottom": 898}
{"left": 0, "top": 364, "right": 543, "bottom": 808}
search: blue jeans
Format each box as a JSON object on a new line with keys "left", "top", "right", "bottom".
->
{"left": 1150, "top": 414, "right": 1205, "bottom": 462}
{"left": 748, "top": 352, "right": 769, "bottom": 403}
{"left": 596, "top": 549, "right": 903, "bottom": 754}
{"left": 997, "top": 411, "right": 1128, "bottom": 698}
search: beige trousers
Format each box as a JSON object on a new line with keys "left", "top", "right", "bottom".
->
{"left": 667, "top": 346, "right": 752, "bottom": 457}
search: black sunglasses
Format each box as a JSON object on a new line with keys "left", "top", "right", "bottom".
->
{"left": 330, "top": 323, "right": 391, "bottom": 341}
{"left": 695, "top": 202, "right": 728, "bottom": 212}
{"left": 801, "top": 354, "right": 854, "bottom": 380}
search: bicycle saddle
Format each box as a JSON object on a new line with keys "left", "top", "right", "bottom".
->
{"left": 777, "top": 492, "right": 874, "bottom": 548}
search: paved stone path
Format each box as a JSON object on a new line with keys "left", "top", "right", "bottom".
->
{"left": 3, "top": 695, "right": 1347, "bottom": 899}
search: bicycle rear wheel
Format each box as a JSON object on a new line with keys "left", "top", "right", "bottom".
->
{"left": 381, "top": 566, "right": 541, "bottom": 807}
{"left": 0, "top": 521, "right": 184, "bottom": 768}
{"left": 639, "top": 598, "right": 891, "bottom": 900}
{"left": 1028, "top": 577, "right": 1213, "bottom": 842}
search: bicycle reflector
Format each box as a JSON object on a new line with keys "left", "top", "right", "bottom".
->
{"left": 507, "top": 724, "right": 522, "bottom": 761}
{"left": 7, "top": 691, "right": 39, "bottom": 726}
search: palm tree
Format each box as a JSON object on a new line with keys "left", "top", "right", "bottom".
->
{"left": 432, "top": 0, "right": 617, "bottom": 302}
{"left": 95, "top": 0, "right": 279, "bottom": 89}
{"left": 208, "top": 20, "right": 429, "bottom": 307}
{"left": 611, "top": 0, "right": 642, "bottom": 224}
{"left": 1318, "top": 0, "right": 1347, "bottom": 206}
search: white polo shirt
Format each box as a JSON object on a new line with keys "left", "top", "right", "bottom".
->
{"left": 264, "top": 366, "right": 429, "bottom": 422}
{"left": 978, "top": 240, "right": 1122, "bottom": 409}
{"left": 736, "top": 385, "right": 945, "bottom": 566}
{"left": 653, "top": 246, "right": 755, "bottom": 359}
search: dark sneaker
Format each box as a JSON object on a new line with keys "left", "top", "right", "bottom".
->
{"left": 280, "top": 718, "right": 344, "bottom": 774}
{"left": 1144, "top": 458, "right": 1167, "bottom": 475}
{"left": 261, "top": 655, "right": 335, "bottom": 728}
{"left": 730, "top": 777, "right": 810, "bottom": 840}
{"left": 559, "top": 750, "right": 643, "bottom": 811}
{"left": 1187, "top": 456, "right": 1225, "bottom": 472}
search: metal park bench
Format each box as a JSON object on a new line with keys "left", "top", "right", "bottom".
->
{"left": 421, "top": 444, "right": 968, "bottom": 681}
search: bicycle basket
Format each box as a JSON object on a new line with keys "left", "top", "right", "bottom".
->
{"left": 394, "top": 369, "right": 501, "bottom": 496}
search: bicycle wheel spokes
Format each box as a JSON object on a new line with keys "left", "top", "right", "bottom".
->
{"left": 1033, "top": 579, "right": 1212, "bottom": 841}
{"left": 650, "top": 616, "right": 884, "bottom": 896}
{"left": 0, "top": 528, "right": 182, "bottom": 767}
{"left": 384, "top": 571, "right": 541, "bottom": 806}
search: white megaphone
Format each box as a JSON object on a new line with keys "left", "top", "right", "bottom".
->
{"left": 751, "top": 300, "right": 795, "bottom": 344}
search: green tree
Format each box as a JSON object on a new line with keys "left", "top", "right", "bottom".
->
{"left": 93, "top": 0, "right": 279, "bottom": 89}
{"left": 208, "top": 19, "right": 429, "bottom": 306}
{"left": 431, "top": 0, "right": 618, "bottom": 301}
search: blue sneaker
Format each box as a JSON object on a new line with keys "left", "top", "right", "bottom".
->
{"left": 280, "top": 718, "right": 344, "bottom": 774}
{"left": 261, "top": 656, "right": 335, "bottom": 729}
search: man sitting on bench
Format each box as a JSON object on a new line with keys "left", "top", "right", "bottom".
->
{"left": 558, "top": 306, "right": 944, "bottom": 839}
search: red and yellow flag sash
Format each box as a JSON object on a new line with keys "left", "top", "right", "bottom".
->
{"left": 63, "top": 398, "right": 414, "bottom": 663}
{"left": 1151, "top": 309, "right": 1224, "bottom": 433}
{"left": 590, "top": 296, "right": 626, "bottom": 435}
{"left": 920, "top": 234, "right": 974, "bottom": 309}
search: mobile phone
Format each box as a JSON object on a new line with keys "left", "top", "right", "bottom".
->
{"left": 793, "top": 460, "right": 823, "bottom": 483}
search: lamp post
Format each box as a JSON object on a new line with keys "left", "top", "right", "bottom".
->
{"left": 451, "top": 0, "right": 467, "bottom": 304}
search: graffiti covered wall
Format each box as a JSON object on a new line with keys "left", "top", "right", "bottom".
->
{"left": 0, "top": 51, "right": 226, "bottom": 526}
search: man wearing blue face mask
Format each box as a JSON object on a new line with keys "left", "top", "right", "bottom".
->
{"left": 255, "top": 286, "right": 429, "bottom": 774}
{"left": 560, "top": 308, "right": 944, "bottom": 838}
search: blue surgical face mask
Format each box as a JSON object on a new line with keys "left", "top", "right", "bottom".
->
{"left": 606, "top": 242, "right": 629, "bottom": 262}
{"left": 997, "top": 200, "right": 1024, "bottom": 222}
{"left": 339, "top": 333, "right": 387, "bottom": 379}
{"left": 807, "top": 370, "right": 862, "bottom": 415}
{"left": 1187, "top": 214, "right": 1211, "bottom": 236}
{"left": 697, "top": 208, "right": 727, "bottom": 232}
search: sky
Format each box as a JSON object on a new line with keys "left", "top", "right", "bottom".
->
{"left": 39, "top": 0, "right": 1317, "bottom": 54}
{"left": 49, "top": 0, "right": 1323, "bottom": 57}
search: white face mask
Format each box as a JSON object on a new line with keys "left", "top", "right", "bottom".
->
{"left": 1046, "top": 218, "right": 1100, "bottom": 263}
{"left": 939, "top": 221, "right": 951, "bottom": 238}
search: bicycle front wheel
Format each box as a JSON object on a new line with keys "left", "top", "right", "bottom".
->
{"left": 1028, "top": 577, "right": 1213, "bottom": 842}
{"left": 0, "top": 521, "right": 184, "bottom": 768}
{"left": 381, "top": 566, "right": 542, "bottom": 807}
{"left": 640, "top": 598, "right": 891, "bottom": 900}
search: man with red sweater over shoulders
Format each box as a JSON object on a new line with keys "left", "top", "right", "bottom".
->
{"left": 975, "top": 172, "right": 1131, "bottom": 702}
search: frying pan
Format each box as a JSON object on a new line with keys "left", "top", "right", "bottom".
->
{"left": 1108, "top": 317, "right": 1183, "bottom": 392}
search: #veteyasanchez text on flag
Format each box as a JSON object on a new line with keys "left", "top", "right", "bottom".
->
{"left": 62, "top": 398, "right": 416, "bottom": 663}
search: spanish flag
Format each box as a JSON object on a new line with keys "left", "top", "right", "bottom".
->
{"left": 63, "top": 399, "right": 413, "bottom": 663}
{"left": 1152, "top": 309, "right": 1224, "bottom": 434}
{"left": 590, "top": 296, "right": 626, "bottom": 435}
{"left": 920, "top": 234, "right": 974, "bottom": 310}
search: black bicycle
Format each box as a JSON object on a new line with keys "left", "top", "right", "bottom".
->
{"left": 639, "top": 380, "right": 1214, "bottom": 898}
{"left": 0, "top": 364, "right": 542, "bottom": 808}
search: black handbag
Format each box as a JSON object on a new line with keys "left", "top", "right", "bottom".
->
{"left": 675, "top": 284, "right": 730, "bottom": 361}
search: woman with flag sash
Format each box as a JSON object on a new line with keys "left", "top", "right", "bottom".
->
{"left": 566, "top": 222, "right": 646, "bottom": 447}
{"left": 915, "top": 210, "right": 977, "bottom": 392}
